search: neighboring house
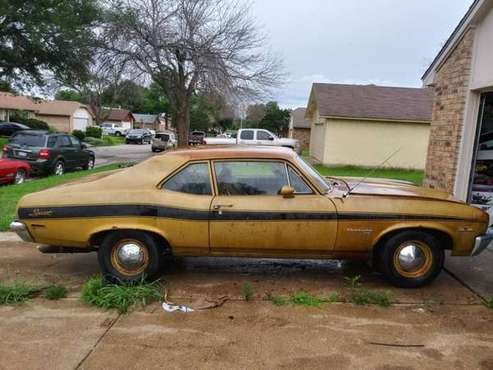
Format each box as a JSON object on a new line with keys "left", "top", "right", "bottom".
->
{"left": 35, "top": 100, "right": 93, "bottom": 132}
{"left": 0, "top": 92, "right": 93, "bottom": 132}
{"left": 0, "top": 92, "right": 37, "bottom": 121}
{"left": 422, "top": 0, "right": 493, "bottom": 213}
{"left": 104, "top": 109, "right": 135, "bottom": 130}
{"left": 134, "top": 113, "right": 163, "bottom": 131}
{"left": 306, "top": 83, "right": 432, "bottom": 169}
{"left": 288, "top": 107, "right": 310, "bottom": 151}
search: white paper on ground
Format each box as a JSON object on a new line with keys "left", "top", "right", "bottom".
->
{"left": 162, "top": 302, "right": 194, "bottom": 313}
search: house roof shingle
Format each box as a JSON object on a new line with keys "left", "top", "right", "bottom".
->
{"left": 106, "top": 109, "right": 133, "bottom": 121}
{"left": 311, "top": 83, "right": 433, "bottom": 122}
{"left": 290, "top": 107, "right": 310, "bottom": 128}
{"left": 0, "top": 92, "right": 37, "bottom": 111}
{"left": 35, "top": 100, "right": 89, "bottom": 117}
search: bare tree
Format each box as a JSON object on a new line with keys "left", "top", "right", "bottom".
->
{"left": 102, "top": 0, "right": 283, "bottom": 146}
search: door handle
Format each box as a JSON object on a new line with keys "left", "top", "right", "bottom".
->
{"left": 213, "top": 204, "right": 233, "bottom": 210}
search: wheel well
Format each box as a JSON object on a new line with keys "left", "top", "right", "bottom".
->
{"left": 372, "top": 227, "right": 453, "bottom": 262}
{"left": 89, "top": 229, "right": 171, "bottom": 254}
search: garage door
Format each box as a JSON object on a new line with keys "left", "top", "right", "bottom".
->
{"left": 73, "top": 117, "right": 89, "bottom": 131}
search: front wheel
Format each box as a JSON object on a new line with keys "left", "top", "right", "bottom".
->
{"left": 53, "top": 160, "right": 64, "bottom": 176}
{"left": 83, "top": 157, "right": 95, "bottom": 170}
{"left": 14, "top": 169, "right": 26, "bottom": 184}
{"left": 378, "top": 230, "right": 444, "bottom": 288}
{"left": 98, "top": 231, "right": 163, "bottom": 283}
{"left": 115, "top": 131, "right": 122, "bottom": 137}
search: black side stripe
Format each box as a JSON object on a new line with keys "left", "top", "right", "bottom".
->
{"left": 17, "top": 205, "right": 475, "bottom": 222}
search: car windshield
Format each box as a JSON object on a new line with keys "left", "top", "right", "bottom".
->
{"left": 129, "top": 129, "right": 145, "bottom": 134}
{"left": 295, "top": 156, "right": 332, "bottom": 194}
{"left": 9, "top": 133, "right": 46, "bottom": 147}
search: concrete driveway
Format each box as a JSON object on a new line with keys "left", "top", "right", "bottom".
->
{"left": 1, "top": 236, "right": 493, "bottom": 369}
{"left": 92, "top": 143, "right": 157, "bottom": 166}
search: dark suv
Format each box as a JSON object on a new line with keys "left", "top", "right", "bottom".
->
{"left": 2, "top": 131, "right": 95, "bottom": 176}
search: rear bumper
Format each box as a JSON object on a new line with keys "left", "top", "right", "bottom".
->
{"left": 10, "top": 221, "right": 34, "bottom": 242}
{"left": 471, "top": 227, "right": 493, "bottom": 256}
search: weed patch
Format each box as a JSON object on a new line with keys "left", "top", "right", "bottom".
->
{"left": 241, "top": 282, "right": 254, "bottom": 302}
{"left": 485, "top": 297, "right": 493, "bottom": 309}
{"left": 326, "top": 292, "right": 340, "bottom": 303}
{"left": 345, "top": 275, "right": 393, "bottom": 308}
{"left": 0, "top": 282, "right": 38, "bottom": 305}
{"left": 270, "top": 294, "right": 287, "bottom": 306}
{"left": 81, "top": 276, "right": 162, "bottom": 313}
{"left": 291, "top": 291, "right": 323, "bottom": 307}
{"left": 43, "top": 285, "right": 68, "bottom": 300}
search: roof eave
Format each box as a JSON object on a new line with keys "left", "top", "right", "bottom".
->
{"left": 319, "top": 115, "right": 431, "bottom": 124}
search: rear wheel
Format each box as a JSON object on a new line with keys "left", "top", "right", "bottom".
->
{"left": 53, "top": 160, "right": 64, "bottom": 176}
{"left": 98, "top": 230, "right": 163, "bottom": 283}
{"left": 378, "top": 230, "right": 444, "bottom": 288}
{"left": 14, "top": 169, "right": 26, "bottom": 184}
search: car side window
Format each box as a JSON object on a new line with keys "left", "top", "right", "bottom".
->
{"left": 162, "top": 163, "right": 212, "bottom": 195}
{"left": 69, "top": 136, "right": 81, "bottom": 148}
{"left": 257, "top": 130, "right": 272, "bottom": 140}
{"left": 56, "top": 136, "right": 71, "bottom": 147}
{"left": 47, "top": 136, "right": 57, "bottom": 148}
{"left": 240, "top": 130, "right": 254, "bottom": 140}
{"left": 288, "top": 166, "right": 313, "bottom": 194}
{"left": 214, "top": 161, "right": 288, "bottom": 196}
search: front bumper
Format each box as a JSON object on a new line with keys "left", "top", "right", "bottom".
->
{"left": 10, "top": 221, "right": 34, "bottom": 242}
{"left": 471, "top": 227, "right": 493, "bottom": 256}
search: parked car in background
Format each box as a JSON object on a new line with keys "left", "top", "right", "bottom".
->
{"left": 100, "top": 122, "right": 128, "bottom": 137}
{"left": 189, "top": 130, "right": 206, "bottom": 145}
{"left": 152, "top": 132, "right": 177, "bottom": 152}
{"left": 0, "top": 158, "right": 31, "bottom": 185}
{"left": 125, "top": 129, "right": 153, "bottom": 144}
{"left": 0, "top": 122, "right": 30, "bottom": 137}
{"left": 10, "top": 146, "right": 492, "bottom": 287}
{"left": 3, "top": 131, "right": 95, "bottom": 176}
{"left": 203, "top": 128, "right": 301, "bottom": 153}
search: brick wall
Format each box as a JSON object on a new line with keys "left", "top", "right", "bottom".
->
{"left": 424, "top": 28, "right": 475, "bottom": 192}
{"left": 292, "top": 128, "right": 310, "bottom": 151}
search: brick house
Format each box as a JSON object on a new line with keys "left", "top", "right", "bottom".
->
{"left": 288, "top": 107, "right": 310, "bottom": 151}
{"left": 306, "top": 83, "right": 432, "bottom": 169}
{"left": 422, "top": 0, "right": 493, "bottom": 213}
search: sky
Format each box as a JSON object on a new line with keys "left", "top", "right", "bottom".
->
{"left": 251, "top": 0, "right": 474, "bottom": 109}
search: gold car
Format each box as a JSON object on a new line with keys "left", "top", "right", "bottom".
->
{"left": 11, "top": 147, "right": 493, "bottom": 287}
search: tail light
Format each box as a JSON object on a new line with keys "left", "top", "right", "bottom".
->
{"left": 201, "top": 138, "right": 206, "bottom": 145}
{"left": 38, "top": 148, "right": 50, "bottom": 159}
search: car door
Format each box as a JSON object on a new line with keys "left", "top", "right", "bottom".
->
{"left": 237, "top": 129, "right": 254, "bottom": 145}
{"left": 256, "top": 130, "right": 276, "bottom": 146}
{"left": 69, "top": 135, "right": 89, "bottom": 167}
{"left": 156, "top": 161, "right": 214, "bottom": 255}
{"left": 57, "top": 135, "right": 77, "bottom": 168}
{"left": 209, "top": 159, "right": 338, "bottom": 255}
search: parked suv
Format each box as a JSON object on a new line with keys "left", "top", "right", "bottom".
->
{"left": 2, "top": 131, "right": 95, "bottom": 176}
{"left": 151, "top": 132, "right": 177, "bottom": 152}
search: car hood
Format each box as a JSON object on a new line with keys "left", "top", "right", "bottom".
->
{"left": 330, "top": 176, "right": 463, "bottom": 203}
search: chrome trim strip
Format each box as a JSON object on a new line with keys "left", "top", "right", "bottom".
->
{"left": 10, "top": 221, "right": 34, "bottom": 242}
{"left": 472, "top": 227, "right": 493, "bottom": 256}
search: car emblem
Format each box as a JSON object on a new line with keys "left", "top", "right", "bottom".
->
{"left": 28, "top": 209, "right": 53, "bottom": 217}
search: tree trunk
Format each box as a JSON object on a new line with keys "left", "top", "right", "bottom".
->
{"left": 175, "top": 100, "right": 190, "bottom": 147}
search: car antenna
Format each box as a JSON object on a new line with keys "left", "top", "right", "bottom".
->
{"left": 343, "top": 148, "right": 401, "bottom": 198}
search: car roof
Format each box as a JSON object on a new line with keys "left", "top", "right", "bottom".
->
{"left": 167, "top": 145, "right": 297, "bottom": 161}
{"left": 13, "top": 130, "right": 48, "bottom": 135}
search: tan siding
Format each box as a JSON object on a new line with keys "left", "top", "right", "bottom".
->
{"left": 309, "top": 109, "right": 326, "bottom": 163}
{"left": 36, "top": 114, "right": 71, "bottom": 132}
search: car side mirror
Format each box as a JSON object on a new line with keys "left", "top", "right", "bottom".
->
{"left": 279, "top": 185, "right": 295, "bottom": 198}
{"left": 81, "top": 143, "right": 88, "bottom": 149}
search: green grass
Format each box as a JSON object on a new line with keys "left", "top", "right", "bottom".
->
{"left": 85, "top": 136, "right": 126, "bottom": 147}
{"left": 0, "top": 281, "right": 39, "bottom": 305}
{"left": 344, "top": 275, "right": 393, "bottom": 308}
{"left": 43, "top": 285, "right": 68, "bottom": 300}
{"left": 290, "top": 291, "right": 323, "bottom": 307}
{"left": 0, "top": 137, "right": 7, "bottom": 148}
{"left": 269, "top": 294, "right": 287, "bottom": 306}
{"left": 485, "top": 297, "right": 493, "bottom": 309}
{"left": 81, "top": 276, "right": 163, "bottom": 314}
{"left": 0, "top": 163, "right": 121, "bottom": 231}
{"left": 241, "top": 282, "right": 255, "bottom": 302}
{"left": 313, "top": 164, "right": 424, "bottom": 185}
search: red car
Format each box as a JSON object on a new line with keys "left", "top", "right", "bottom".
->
{"left": 0, "top": 158, "right": 30, "bottom": 185}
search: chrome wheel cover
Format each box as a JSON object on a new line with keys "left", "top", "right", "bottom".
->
{"left": 397, "top": 244, "right": 426, "bottom": 272}
{"left": 115, "top": 243, "right": 146, "bottom": 272}
{"left": 14, "top": 170, "right": 25, "bottom": 184}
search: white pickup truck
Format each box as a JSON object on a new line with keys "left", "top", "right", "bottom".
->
{"left": 203, "top": 128, "right": 301, "bottom": 154}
